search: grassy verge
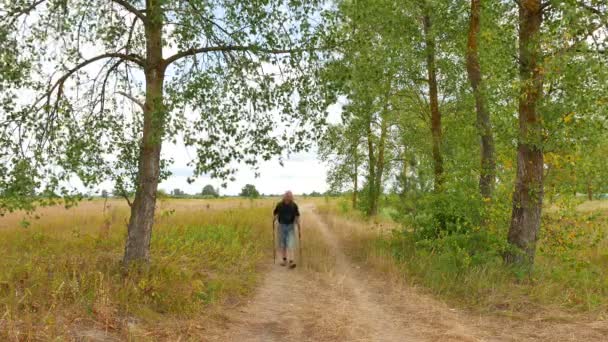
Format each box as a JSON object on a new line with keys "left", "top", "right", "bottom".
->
{"left": 318, "top": 200, "right": 608, "bottom": 318}
{"left": 0, "top": 198, "right": 274, "bottom": 340}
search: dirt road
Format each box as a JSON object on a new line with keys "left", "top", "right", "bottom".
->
{"left": 210, "top": 206, "right": 608, "bottom": 342}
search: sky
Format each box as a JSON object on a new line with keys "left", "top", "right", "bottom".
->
{"left": 157, "top": 148, "right": 329, "bottom": 196}
{"left": 93, "top": 135, "right": 336, "bottom": 197}
{"left": 134, "top": 100, "right": 343, "bottom": 197}
{"left": 89, "top": 101, "right": 344, "bottom": 197}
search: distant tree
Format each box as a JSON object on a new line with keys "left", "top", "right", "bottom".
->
{"left": 239, "top": 184, "right": 260, "bottom": 198}
{"left": 157, "top": 189, "right": 169, "bottom": 199}
{"left": 101, "top": 190, "right": 109, "bottom": 198}
{"left": 171, "top": 188, "right": 186, "bottom": 197}
{"left": 201, "top": 185, "right": 219, "bottom": 197}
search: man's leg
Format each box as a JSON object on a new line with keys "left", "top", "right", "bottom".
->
{"left": 279, "top": 224, "right": 288, "bottom": 266}
{"left": 287, "top": 225, "right": 297, "bottom": 269}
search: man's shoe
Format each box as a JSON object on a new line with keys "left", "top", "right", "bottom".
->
{"left": 289, "top": 261, "right": 296, "bottom": 269}
{"left": 280, "top": 259, "right": 287, "bottom": 266}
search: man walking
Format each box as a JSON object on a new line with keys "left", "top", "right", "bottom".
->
{"left": 273, "top": 191, "right": 300, "bottom": 269}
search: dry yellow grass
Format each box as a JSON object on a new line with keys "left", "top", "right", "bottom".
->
{"left": 577, "top": 199, "right": 608, "bottom": 212}
{"left": 6, "top": 196, "right": 603, "bottom": 340}
{"left": 0, "top": 197, "right": 279, "bottom": 340}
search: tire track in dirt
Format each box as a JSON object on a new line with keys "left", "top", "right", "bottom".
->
{"left": 308, "top": 205, "right": 481, "bottom": 342}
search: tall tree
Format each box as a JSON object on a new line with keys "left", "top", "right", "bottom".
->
{"left": 466, "top": 0, "right": 496, "bottom": 200}
{"left": 1, "top": 0, "right": 328, "bottom": 263}
{"left": 506, "top": 0, "right": 544, "bottom": 265}
{"left": 322, "top": 0, "right": 465, "bottom": 217}
{"left": 505, "top": 0, "right": 608, "bottom": 265}
{"left": 422, "top": 3, "right": 444, "bottom": 192}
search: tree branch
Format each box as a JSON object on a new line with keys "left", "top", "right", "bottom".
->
{"left": 110, "top": 0, "right": 147, "bottom": 23}
{"left": 580, "top": 2, "right": 603, "bottom": 16}
{"left": 116, "top": 91, "right": 145, "bottom": 110}
{"left": 548, "top": 21, "right": 604, "bottom": 59}
{"left": 186, "top": 0, "right": 235, "bottom": 42}
{"left": 125, "top": 16, "right": 139, "bottom": 54}
{"left": 100, "top": 60, "right": 125, "bottom": 115}
{"left": 33, "top": 52, "right": 145, "bottom": 109}
{"left": 3, "top": 0, "right": 47, "bottom": 26}
{"left": 163, "top": 45, "right": 301, "bottom": 67}
{"left": 513, "top": 0, "right": 522, "bottom": 9}
{"left": 117, "top": 186, "right": 133, "bottom": 207}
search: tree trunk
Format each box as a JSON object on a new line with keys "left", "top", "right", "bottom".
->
{"left": 505, "top": 0, "right": 544, "bottom": 266}
{"left": 366, "top": 117, "right": 377, "bottom": 216}
{"left": 423, "top": 11, "right": 444, "bottom": 192}
{"left": 587, "top": 183, "right": 593, "bottom": 201}
{"left": 466, "top": 0, "right": 496, "bottom": 200}
{"left": 352, "top": 174, "right": 358, "bottom": 208}
{"left": 373, "top": 114, "right": 388, "bottom": 213}
{"left": 352, "top": 143, "right": 359, "bottom": 209}
{"left": 401, "top": 153, "right": 409, "bottom": 198}
{"left": 123, "top": 0, "right": 166, "bottom": 264}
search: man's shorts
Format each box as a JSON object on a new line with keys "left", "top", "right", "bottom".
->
{"left": 278, "top": 223, "right": 296, "bottom": 250}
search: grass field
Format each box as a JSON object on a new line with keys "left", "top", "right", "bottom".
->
{"left": 0, "top": 197, "right": 278, "bottom": 340}
{"left": 2, "top": 196, "right": 606, "bottom": 339}
{"left": 317, "top": 199, "right": 608, "bottom": 318}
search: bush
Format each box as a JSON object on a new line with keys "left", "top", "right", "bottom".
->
{"left": 400, "top": 189, "right": 484, "bottom": 240}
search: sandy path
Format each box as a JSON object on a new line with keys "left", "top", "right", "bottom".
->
{"left": 211, "top": 205, "right": 608, "bottom": 342}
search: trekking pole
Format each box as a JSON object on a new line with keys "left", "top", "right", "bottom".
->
{"left": 298, "top": 222, "right": 302, "bottom": 263}
{"left": 272, "top": 218, "right": 276, "bottom": 264}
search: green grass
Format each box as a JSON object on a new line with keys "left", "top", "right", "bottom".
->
{"left": 0, "top": 199, "right": 273, "bottom": 340}
{"left": 318, "top": 199, "right": 608, "bottom": 317}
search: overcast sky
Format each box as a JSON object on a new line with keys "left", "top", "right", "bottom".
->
{"left": 157, "top": 148, "right": 328, "bottom": 196}
{"left": 93, "top": 135, "right": 335, "bottom": 197}
{"left": 147, "top": 101, "right": 343, "bottom": 196}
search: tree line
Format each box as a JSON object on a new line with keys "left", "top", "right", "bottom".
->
{"left": 319, "top": 0, "right": 608, "bottom": 267}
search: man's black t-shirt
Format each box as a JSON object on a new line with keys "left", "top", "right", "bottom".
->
{"left": 273, "top": 201, "right": 300, "bottom": 224}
